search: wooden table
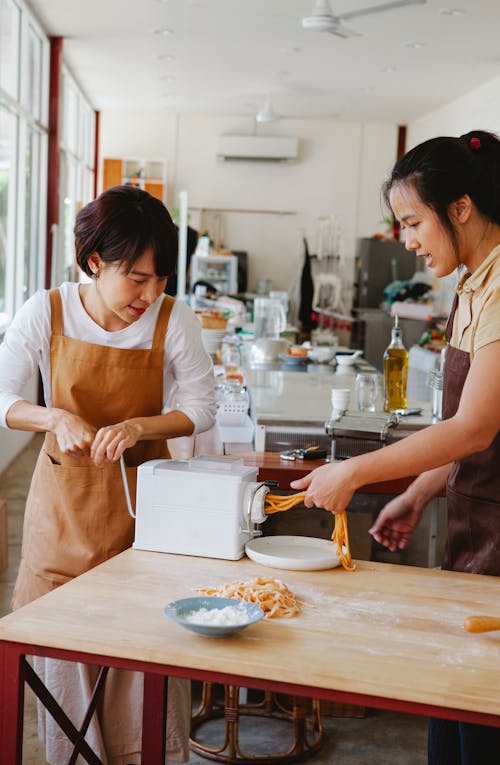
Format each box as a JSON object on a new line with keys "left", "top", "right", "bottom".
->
{"left": 1, "top": 549, "right": 500, "bottom": 763}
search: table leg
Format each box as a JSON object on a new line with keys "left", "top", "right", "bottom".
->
{"left": 142, "top": 672, "right": 168, "bottom": 764}
{"left": 0, "top": 643, "right": 24, "bottom": 765}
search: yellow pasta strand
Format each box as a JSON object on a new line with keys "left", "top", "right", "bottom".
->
{"left": 198, "top": 577, "right": 300, "bottom": 619}
{"left": 264, "top": 492, "right": 356, "bottom": 572}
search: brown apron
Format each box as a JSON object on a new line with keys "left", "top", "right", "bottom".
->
{"left": 442, "top": 296, "right": 500, "bottom": 575}
{"left": 12, "top": 288, "right": 174, "bottom": 609}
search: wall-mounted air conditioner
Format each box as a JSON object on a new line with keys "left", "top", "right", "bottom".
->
{"left": 216, "top": 135, "right": 299, "bottom": 163}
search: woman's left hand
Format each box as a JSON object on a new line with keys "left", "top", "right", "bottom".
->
{"left": 90, "top": 421, "right": 142, "bottom": 466}
{"left": 290, "top": 460, "right": 357, "bottom": 514}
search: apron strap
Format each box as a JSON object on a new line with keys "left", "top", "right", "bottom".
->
{"left": 445, "top": 293, "right": 459, "bottom": 342}
{"left": 49, "top": 288, "right": 63, "bottom": 336}
{"left": 152, "top": 295, "right": 175, "bottom": 351}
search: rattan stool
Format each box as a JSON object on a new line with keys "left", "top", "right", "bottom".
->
{"left": 190, "top": 683, "right": 323, "bottom": 764}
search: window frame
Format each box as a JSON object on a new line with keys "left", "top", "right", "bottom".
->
{"left": 0, "top": 0, "right": 49, "bottom": 332}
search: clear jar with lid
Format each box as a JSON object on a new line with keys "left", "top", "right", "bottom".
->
{"left": 221, "top": 335, "right": 243, "bottom": 382}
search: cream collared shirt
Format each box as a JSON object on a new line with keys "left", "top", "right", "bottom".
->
{"left": 451, "top": 244, "right": 500, "bottom": 359}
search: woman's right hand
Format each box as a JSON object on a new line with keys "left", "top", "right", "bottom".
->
{"left": 369, "top": 494, "right": 424, "bottom": 552}
{"left": 52, "top": 409, "right": 97, "bottom": 458}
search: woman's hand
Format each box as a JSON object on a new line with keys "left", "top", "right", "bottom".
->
{"left": 290, "top": 460, "right": 357, "bottom": 514}
{"left": 90, "top": 420, "right": 142, "bottom": 466}
{"left": 369, "top": 464, "right": 449, "bottom": 551}
{"left": 52, "top": 410, "right": 97, "bottom": 458}
{"left": 369, "top": 494, "right": 424, "bottom": 552}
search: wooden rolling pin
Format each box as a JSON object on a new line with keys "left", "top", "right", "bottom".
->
{"left": 464, "top": 616, "right": 500, "bottom": 633}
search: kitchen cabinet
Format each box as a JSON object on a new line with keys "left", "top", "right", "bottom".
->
{"left": 102, "top": 157, "right": 167, "bottom": 202}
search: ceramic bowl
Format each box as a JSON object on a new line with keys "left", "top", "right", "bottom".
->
{"left": 249, "top": 338, "right": 290, "bottom": 364}
{"left": 307, "top": 346, "right": 336, "bottom": 364}
{"left": 164, "top": 596, "right": 264, "bottom": 638}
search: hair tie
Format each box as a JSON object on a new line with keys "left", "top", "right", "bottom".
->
{"left": 469, "top": 136, "right": 481, "bottom": 150}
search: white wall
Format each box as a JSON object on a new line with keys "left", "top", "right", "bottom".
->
{"left": 405, "top": 73, "right": 500, "bottom": 314}
{"left": 100, "top": 111, "right": 398, "bottom": 301}
{"left": 407, "top": 72, "right": 500, "bottom": 149}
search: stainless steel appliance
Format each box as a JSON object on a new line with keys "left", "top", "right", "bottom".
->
{"left": 354, "top": 238, "right": 417, "bottom": 309}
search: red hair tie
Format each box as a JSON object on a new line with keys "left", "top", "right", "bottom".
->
{"left": 469, "top": 136, "right": 481, "bottom": 150}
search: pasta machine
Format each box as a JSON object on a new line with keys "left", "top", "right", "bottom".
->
{"left": 130, "top": 456, "right": 271, "bottom": 560}
{"left": 325, "top": 410, "right": 426, "bottom": 460}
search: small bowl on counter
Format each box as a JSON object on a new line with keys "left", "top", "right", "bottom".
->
{"left": 307, "top": 346, "right": 336, "bottom": 364}
{"left": 164, "top": 596, "right": 264, "bottom": 638}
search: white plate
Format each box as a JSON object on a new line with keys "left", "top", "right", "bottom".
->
{"left": 245, "top": 535, "right": 340, "bottom": 571}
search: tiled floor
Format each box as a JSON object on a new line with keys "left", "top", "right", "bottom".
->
{"left": 0, "top": 435, "right": 428, "bottom": 764}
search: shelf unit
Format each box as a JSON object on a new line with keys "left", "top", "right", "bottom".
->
{"left": 102, "top": 158, "right": 167, "bottom": 202}
{"left": 190, "top": 253, "right": 238, "bottom": 294}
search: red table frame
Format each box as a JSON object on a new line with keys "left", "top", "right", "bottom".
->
{"left": 1, "top": 638, "right": 500, "bottom": 765}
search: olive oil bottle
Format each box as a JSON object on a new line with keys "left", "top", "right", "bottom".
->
{"left": 383, "top": 315, "right": 408, "bottom": 412}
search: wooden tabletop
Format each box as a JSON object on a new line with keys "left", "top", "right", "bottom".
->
{"left": 1, "top": 549, "right": 500, "bottom": 720}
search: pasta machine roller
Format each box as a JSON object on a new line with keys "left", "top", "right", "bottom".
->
{"left": 132, "top": 456, "right": 271, "bottom": 560}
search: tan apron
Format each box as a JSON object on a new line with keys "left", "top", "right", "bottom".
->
{"left": 13, "top": 288, "right": 173, "bottom": 607}
{"left": 13, "top": 289, "right": 190, "bottom": 765}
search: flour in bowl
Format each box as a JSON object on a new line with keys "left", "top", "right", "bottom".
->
{"left": 185, "top": 605, "right": 250, "bottom": 626}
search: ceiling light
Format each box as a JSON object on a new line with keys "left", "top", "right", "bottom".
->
{"left": 153, "top": 28, "right": 174, "bottom": 36}
{"left": 160, "top": 75, "right": 175, "bottom": 82}
{"left": 157, "top": 54, "right": 175, "bottom": 62}
{"left": 440, "top": 8, "right": 467, "bottom": 16}
{"left": 382, "top": 65, "right": 398, "bottom": 74}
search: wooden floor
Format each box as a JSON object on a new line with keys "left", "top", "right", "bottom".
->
{"left": 0, "top": 435, "right": 428, "bottom": 765}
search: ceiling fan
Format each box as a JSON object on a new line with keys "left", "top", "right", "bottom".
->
{"left": 302, "top": 0, "right": 427, "bottom": 39}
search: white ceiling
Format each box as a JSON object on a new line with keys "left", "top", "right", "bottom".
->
{"left": 28, "top": 0, "right": 500, "bottom": 124}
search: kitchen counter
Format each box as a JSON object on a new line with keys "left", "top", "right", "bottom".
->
{"left": 244, "top": 360, "right": 431, "bottom": 452}
{"left": 1, "top": 548, "right": 500, "bottom": 763}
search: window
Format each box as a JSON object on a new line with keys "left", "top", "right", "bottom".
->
{"left": 0, "top": 0, "right": 49, "bottom": 330}
{"left": 54, "top": 67, "right": 95, "bottom": 285}
{"left": 0, "top": 104, "right": 19, "bottom": 324}
{"left": 0, "top": 0, "right": 21, "bottom": 101}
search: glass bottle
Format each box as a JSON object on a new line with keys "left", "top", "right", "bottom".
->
{"left": 383, "top": 315, "right": 408, "bottom": 412}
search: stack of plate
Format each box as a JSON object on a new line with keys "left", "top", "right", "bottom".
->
{"left": 201, "top": 329, "right": 227, "bottom": 354}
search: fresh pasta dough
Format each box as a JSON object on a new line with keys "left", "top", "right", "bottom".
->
{"left": 198, "top": 577, "right": 300, "bottom": 619}
{"left": 264, "top": 491, "right": 356, "bottom": 572}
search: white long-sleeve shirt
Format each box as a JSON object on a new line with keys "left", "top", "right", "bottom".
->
{"left": 0, "top": 283, "right": 216, "bottom": 433}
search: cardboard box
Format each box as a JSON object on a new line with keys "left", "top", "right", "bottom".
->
{"left": 0, "top": 500, "right": 8, "bottom": 572}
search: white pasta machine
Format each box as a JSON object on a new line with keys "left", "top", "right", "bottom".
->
{"left": 130, "top": 456, "right": 271, "bottom": 560}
